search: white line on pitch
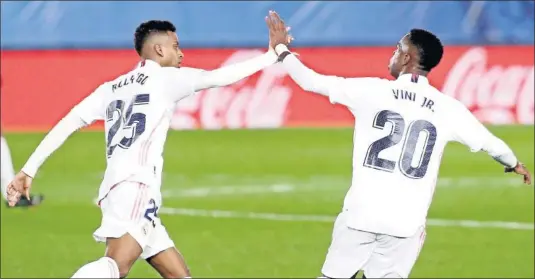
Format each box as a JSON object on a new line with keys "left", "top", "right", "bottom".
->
{"left": 92, "top": 176, "right": 528, "bottom": 203}
{"left": 161, "top": 176, "right": 526, "bottom": 198}
{"left": 159, "top": 207, "right": 534, "bottom": 231}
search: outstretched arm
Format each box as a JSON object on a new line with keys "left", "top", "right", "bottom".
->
{"left": 164, "top": 51, "right": 279, "bottom": 102}
{"left": 192, "top": 51, "right": 278, "bottom": 91}
{"left": 22, "top": 85, "right": 105, "bottom": 177}
{"left": 274, "top": 44, "right": 342, "bottom": 97}
{"left": 5, "top": 86, "right": 105, "bottom": 206}
{"left": 480, "top": 133, "right": 530, "bottom": 184}
{"left": 452, "top": 102, "right": 531, "bottom": 185}
{"left": 21, "top": 112, "right": 88, "bottom": 178}
{"left": 5, "top": 111, "right": 89, "bottom": 206}
{"left": 265, "top": 10, "right": 374, "bottom": 108}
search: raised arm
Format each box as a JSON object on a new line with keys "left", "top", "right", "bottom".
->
{"left": 265, "top": 10, "right": 383, "bottom": 112}
{"left": 163, "top": 50, "right": 279, "bottom": 103}
{"left": 274, "top": 44, "right": 342, "bottom": 97}
{"left": 193, "top": 51, "right": 278, "bottom": 91}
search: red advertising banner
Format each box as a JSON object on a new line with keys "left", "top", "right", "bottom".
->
{"left": 1, "top": 46, "right": 533, "bottom": 132}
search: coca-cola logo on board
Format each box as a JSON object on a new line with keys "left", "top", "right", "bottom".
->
{"left": 442, "top": 47, "right": 534, "bottom": 124}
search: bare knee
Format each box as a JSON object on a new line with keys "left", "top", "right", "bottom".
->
{"left": 105, "top": 234, "right": 143, "bottom": 278}
{"left": 111, "top": 260, "right": 132, "bottom": 278}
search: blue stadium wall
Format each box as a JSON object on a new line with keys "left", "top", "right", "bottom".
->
{"left": 1, "top": 1, "right": 533, "bottom": 49}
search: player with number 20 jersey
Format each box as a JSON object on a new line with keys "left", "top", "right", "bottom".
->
{"left": 266, "top": 11, "right": 532, "bottom": 279}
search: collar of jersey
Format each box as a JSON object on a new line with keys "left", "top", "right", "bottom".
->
{"left": 136, "top": 59, "right": 161, "bottom": 68}
{"left": 396, "top": 73, "right": 429, "bottom": 85}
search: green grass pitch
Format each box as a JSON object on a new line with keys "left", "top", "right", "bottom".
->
{"left": 1, "top": 126, "right": 533, "bottom": 278}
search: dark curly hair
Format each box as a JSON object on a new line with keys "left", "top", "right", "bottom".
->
{"left": 134, "top": 20, "right": 176, "bottom": 55}
{"left": 408, "top": 29, "right": 444, "bottom": 72}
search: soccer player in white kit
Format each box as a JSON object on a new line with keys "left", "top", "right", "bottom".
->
{"left": 266, "top": 11, "right": 532, "bottom": 279}
{"left": 5, "top": 20, "right": 288, "bottom": 278}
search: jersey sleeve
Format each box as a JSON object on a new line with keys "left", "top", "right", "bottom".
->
{"left": 161, "top": 67, "right": 205, "bottom": 102}
{"left": 450, "top": 101, "right": 494, "bottom": 152}
{"left": 328, "top": 77, "right": 385, "bottom": 110}
{"left": 71, "top": 84, "right": 107, "bottom": 124}
{"left": 450, "top": 101, "right": 518, "bottom": 167}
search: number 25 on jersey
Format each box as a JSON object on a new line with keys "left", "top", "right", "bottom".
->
{"left": 106, "top": 94, "right": 150, "bottom": 158}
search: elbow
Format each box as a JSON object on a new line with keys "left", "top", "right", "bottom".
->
{"left": 483, "top": 135, "right": 512, "bottom": 157}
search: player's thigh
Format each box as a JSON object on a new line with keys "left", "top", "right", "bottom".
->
{"left": 105, "top": 233, "right": 143, "bottom": 277}
{"left": 94, "top": 181, "right": 159, "bottom": 275}
{"left": 321, "top": 211, "right": 377, "bottom": 279}
{"left": 363, "top": 227, "right": 426, "bottom": 278}
{"left": 142, "top": 223, "right": 190, "bottom": 278}
{"left": 146, "top": 246, "right": 190, "bottom": 279}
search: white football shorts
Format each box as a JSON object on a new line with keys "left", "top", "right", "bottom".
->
{"left": 321, "top": 210, "right": 426, "bottom": 278}
{"left": 93, "top": 180, "right": 174, "bottom": 260}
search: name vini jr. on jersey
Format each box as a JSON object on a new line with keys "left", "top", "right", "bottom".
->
{"left": 112, "top": 73, "right": 149, "bottom": 92}
{"left": 392, "top": 89, "right": 435, "bottom": 112}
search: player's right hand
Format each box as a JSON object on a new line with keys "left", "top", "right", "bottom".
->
{"left": 505, "top": 162, "right": 532, "bottom": 185}
{"left": 6, "top": 171, "right": 33, "bottom": 207}
{"left": 266, "top": 10, "right": 293, "bottom": 50}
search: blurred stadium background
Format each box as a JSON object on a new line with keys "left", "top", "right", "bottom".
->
{"left": 1, "top": 1, "right": 534, "bottom": 278}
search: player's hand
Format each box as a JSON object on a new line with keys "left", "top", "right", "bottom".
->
{"left": 266, "top": 10, "right": 294, "bottom": 50}
{"left": 505, "top": 162, "right": 532, "bottom": 185}
{"left": 6, "top": 171, "right": 33, "bottom": 207}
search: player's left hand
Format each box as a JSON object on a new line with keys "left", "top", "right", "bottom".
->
{"left": 505, "top": 162, "right": 532, "bottom": 185}
{"left": 6, "top": 171, "right": 33, "bottom": 207}
{"left": 266, "top": 10, "right": 293, "bottom": 50}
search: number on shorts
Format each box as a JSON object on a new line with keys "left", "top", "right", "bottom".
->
{"left": 363, "top": 110, "right": 438, "bottom": 179}
{"left": 143, "top": 198, "right": 159, "bottom": 228}
{"left": 106, "top": 94, "right": 150, "bottom": 157}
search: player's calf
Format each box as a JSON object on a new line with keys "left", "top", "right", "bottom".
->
{"left": 318, "top": 271, "right": 361, "bottom": 279}
{"left": 71, "top": 257, "right": 120, "bottom": 278}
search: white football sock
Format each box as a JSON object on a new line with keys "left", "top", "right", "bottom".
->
{"left": 1, "top": 136, "right": 15, "bottom": 200}
{"left": 71, "top": 257, "right": 120, "bottom": 278}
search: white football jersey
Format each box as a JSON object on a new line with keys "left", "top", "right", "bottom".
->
{"left": 71, "top": 60, "right": 203, "bottom": 203}
{"left": 328, "top": 73, "right": 495, "bottom": 237}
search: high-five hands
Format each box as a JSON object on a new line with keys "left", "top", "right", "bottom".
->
{"left": 266, "top": 10, "right": 293, "bottom": 52}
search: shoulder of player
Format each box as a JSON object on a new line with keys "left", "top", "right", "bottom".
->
{"left": 431, "top": 87, "right": 466, "bottom": 109}
{"left": 342, "top": 77, "right": 390, "bottom": 89}
{"left": 160, "top": 66, "right": 205, "bottom": 75}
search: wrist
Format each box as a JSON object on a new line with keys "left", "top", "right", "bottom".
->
{"left": 265, "top": 50, "right": 278, "bottom": 63}
{"left": 21, "top": 166, "right": 36, "bottom": 179}
{"left": 275, "top": 44, "right": 290, "bottom": 55}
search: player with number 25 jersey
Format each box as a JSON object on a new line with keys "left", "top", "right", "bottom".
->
{"left": 5, "top": 20, "right": 285, "bottom": 278}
